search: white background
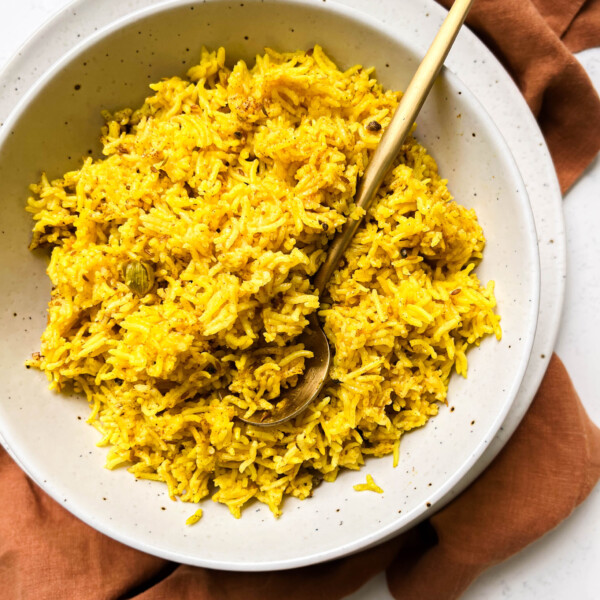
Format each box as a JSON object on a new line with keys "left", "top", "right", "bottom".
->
{"left": 1, "top": 2, "right": 599, "bottom": 598}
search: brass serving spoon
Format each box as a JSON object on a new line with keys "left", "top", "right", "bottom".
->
{"left": 241, "top": 0, "right": 474, "bottom": 427}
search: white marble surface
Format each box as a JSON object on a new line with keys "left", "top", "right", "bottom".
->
{"left": 1, "top": 2, "right": 598, "bottom": 598}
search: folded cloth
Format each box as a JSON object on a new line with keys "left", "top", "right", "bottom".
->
{"left": 1, "top": 1, "right": 600, "bottom": 599}
{"left": 437, "top": 0, "right": 600, "bottom": 193}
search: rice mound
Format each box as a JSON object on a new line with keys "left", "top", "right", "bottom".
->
{"left": 27, "top": 46, "right": 501, "bottom": 518}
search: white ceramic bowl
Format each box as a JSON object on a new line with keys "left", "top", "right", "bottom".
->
{"left": 0, "top": 0, "right": 539, "bottom": 570}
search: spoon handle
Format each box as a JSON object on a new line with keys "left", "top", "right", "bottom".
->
{"left": 313, "top": 0, "right": 474, "bottom": 294}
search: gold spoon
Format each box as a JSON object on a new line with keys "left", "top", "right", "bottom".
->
{"left": 241, "top": 0, "right": 474, "bottom": 427}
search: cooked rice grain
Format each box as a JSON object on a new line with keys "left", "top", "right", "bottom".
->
{"left": 27, "top": 46, "right": 501, "bottom": 518}
{"left": 185, "top": 508, "right": 204, "bottom": 526}
{"left": 353, "top": 474, "right": 384, "bottom": 494}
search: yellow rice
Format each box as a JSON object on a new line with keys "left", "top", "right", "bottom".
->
{"left": 26, "top": 46, "right": 501, "bottom": 518}
{"left": 353, "top": 474, "right": 383, "bottom": 494}
{"left": 185, "top": 508, "right": 203, "bottom": 526}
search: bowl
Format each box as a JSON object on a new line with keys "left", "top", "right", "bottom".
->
{"left": 0, "top": 0, "right": 539, "bottom": 570}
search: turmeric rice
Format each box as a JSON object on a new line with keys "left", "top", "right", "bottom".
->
{"left": 353, "top": 474, "right": 384, "bottom": 494}
{"left": 26, "top": 46, "right": 501, "bottom": 518}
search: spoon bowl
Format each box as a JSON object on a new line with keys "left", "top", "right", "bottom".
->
{"left": 240, "top": 313, "right": 331, "bottom": 426}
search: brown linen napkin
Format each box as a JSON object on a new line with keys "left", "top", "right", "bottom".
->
{"left": 1, "top": 1, "right": 600, "bottom": 599}
{"left": 436, "top": 0, "right": 600, "bottom": 193}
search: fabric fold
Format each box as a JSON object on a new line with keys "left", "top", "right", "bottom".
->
{"left": 563, "top": 0, "right": 600, "bottom": 52}
{"left": 438, "top": 0, "right": 600, "bottom": 192}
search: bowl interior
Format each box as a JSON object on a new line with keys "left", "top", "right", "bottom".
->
{"left": 0, "top": 0, "right": 539, "bottom": 569}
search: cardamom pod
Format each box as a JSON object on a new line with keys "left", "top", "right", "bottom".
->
{"left": 124, "top": 260, "right": 155, "bottom": 296}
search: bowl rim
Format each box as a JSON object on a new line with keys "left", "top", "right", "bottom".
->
{"left": 0, "top": 0, "right": 540, "bottom": 570}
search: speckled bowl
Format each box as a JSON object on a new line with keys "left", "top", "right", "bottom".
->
{"left": 0, "top": 0, "right": 539, "bottom": 570}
